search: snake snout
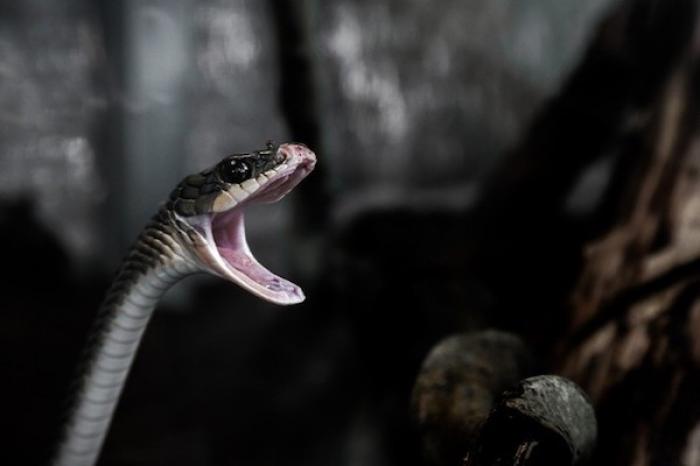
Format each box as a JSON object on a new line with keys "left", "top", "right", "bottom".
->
{"left": 278, "top": 142, "right": 317, "bottom": 167}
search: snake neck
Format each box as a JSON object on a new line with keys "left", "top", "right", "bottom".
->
{"left": 54, "top": 210, "right": 199, "bottom": 466}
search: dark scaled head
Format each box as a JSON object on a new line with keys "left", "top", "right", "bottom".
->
{"left": 168, "top": 141, "right": 290, "bottom": 217}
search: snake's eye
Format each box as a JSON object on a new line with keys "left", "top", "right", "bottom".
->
{"left": 219, "top": 159, "right": 251, "bottom": 184}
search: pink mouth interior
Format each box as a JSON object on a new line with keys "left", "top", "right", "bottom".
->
{"left": 210, "top": 167, "right": 311, "bottom": 304}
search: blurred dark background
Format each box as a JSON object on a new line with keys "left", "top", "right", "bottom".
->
{"left": 3, "top": 0, "right": 700, "bottom": 465}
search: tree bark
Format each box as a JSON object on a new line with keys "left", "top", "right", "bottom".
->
{"left": 467, "top": 1, "right": 700, "bottom": 464}
{"left": 556, "top": 12, "right": 700, "bottom": 466}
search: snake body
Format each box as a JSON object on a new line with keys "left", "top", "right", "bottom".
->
{"left": 54, "top": 142, "right": 316, "bottom": 466}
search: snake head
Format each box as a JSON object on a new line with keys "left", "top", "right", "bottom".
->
{"left": 166, "top": 142, "right": 316, "bottom": 305}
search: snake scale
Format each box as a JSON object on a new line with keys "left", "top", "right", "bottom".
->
{"left": 53, "top": 142, "right": 316, "bottom": 466}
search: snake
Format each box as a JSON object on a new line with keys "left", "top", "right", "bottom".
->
{"left": 53, "top": 142, "right": 317, "bottom": 466}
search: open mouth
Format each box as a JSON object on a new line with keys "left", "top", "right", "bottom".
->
{"left": 193, "top": 144, "right": 316, "bottom": 305}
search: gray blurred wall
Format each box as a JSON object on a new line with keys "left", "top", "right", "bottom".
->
{"left": 0, "top": 0, "right": 615, "bottom": 269}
